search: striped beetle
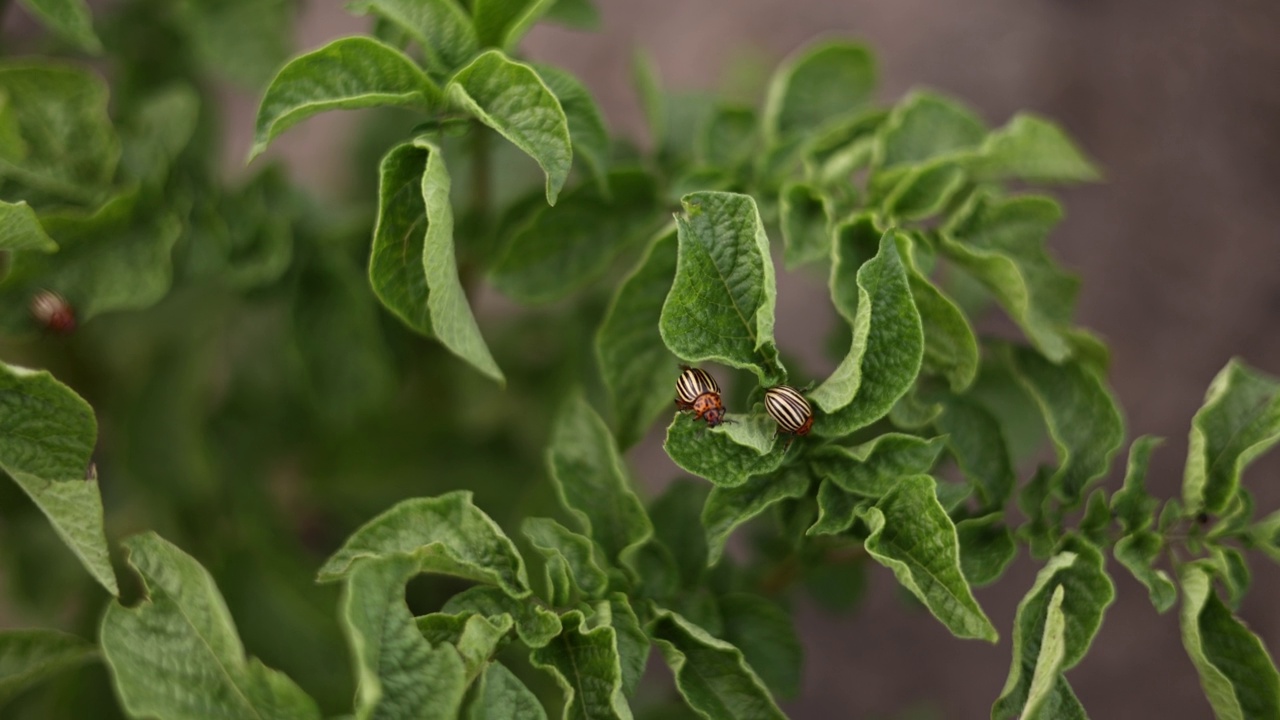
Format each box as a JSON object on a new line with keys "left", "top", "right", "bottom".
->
{"left": 675, "top": 365, "right": 728, "bottom": 428}
{"left": 764, "top": 385, "right": 814, "bottom": 442}
{"left": 30, "top": 290, "right": 76, "bottom": 334}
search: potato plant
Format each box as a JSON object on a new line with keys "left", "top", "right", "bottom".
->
{"left": 2, "top": 1, "right": 1279, "bottom": 718}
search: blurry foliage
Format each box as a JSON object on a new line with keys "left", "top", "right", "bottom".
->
{"left": 2, "top": 1, "right": 1280, "bottom": 719}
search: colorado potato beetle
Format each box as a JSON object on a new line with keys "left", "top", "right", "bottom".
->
{"left": 675, "top": 365, "right": 728, "bottom": 428}
{"left": 30, "top": 290, "right": 76, "bottom": 334}
{"left": 764, "top": 385, "right": 814, "bottom": 441}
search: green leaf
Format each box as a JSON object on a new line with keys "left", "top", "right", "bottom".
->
{"left": 1020, "top": 585, "right": 1087, "bottom": 720}
{"left": 664, "top": 413, "right": 784, "bottom": 488}
{"left": 992, "top": 538, "right": 1116, "bottom": 719}
{"left": 547, "top": 390, "right": 652, "bottom": 567}
{"left": 522, "top": 517, "right": 609, "bottom": 603}
{"left": 118, "top": 85, "right": 200, "bottom": 187}
{"left": 903, "top": 245, "right": 979, "bottom": 392}
{"left": 597, "top": 228, "right": 678, "bottom": 448}
{"left": 969, "top": 113, "right": 1100, "bottom": 184}
{"left": 1210, "top": 546, "right": 1251, "bottom": 610}
{"left": 808, "top": 433, "right": 945, "bottom": 497}
{"left": 0, "top": 200, "right": 56, "bottom": 252}
{"left": 250, "top": 37, "right": 442, "bottom": 159}
{"left": 779, "top": 182, "right": 832, "bottom": 268}
{"left": 875, "top": 91, "right": 985, "bottom": 170}
{"left": 443, "top": 586, "right": 562, "bottom": 648}
{"left": 101, "top": 533, "right": 320, "bottom": 720}
{"left": 697, "top": 106, "right": 758, "bottom": 170}
{"left": 648, "top": 608, "right": 785, "bottom": 720}
{"left": 1078, "top": 489, "right": 1111, "bottom": 548}
{"left": 649, "top": 479, "right": 711, "bottom": 589}
{"left": 16, "top": 0, "right": 102, "bottom": 53}
{"left": 1112, "top": 435, "right": 1163, "bottom": 534}
{"left": 0, "top": 192, "right": 180, "bottom": 330}
{"left": 530, "top": 610, "right": 630, "bottom": 720}
{"left": 0, "top": 629, "right": 96, "bottom": 708}
{"left": 316, "top": 490, "right": 530, "bottom": 597}
{"left": 534, "top": 64, "right": 610, "bottom": 191}
{"left": 938, "top": 193, "right": 1079, "bottom": 361}
{"left": 1003, "top": 344, "right": 1125, "bottom": 505}
{"left": 936, "top": 395, "right": 1014, "bottom": 511}
{"left": 0, "top": 64, "right": 118, "bottom": 200}
{"left": 343, "top": 554, "right": 468, "bottom": 720}
{"left": 415, "top": 612, "right": 514, "bottom": 680}
{"left": 347, "top": 0, "right": 479, "bottom": 75}
{"left": 490, "top": 168, "right": 658, "bottom": 303}
{"left": 826, "top": 214, "right": 880, "bottom": 321}
{"left": 468, "top": 662, "right": 548, "bottom": 720}
{"left": 718, "top": 594, "right": 802, "bottom": 699}
{"left": 702, "top": 469, "right": 810, "bottom": 565}
{"left": 659, "top": 192, "right": 783, "bottom": 383}
{"left": 1179, "top": 562, "right": 1280, "bottom": 720}
{"left": 1113, "top": 531, "right": 1176, "bottom": 613}
{"left": 471, "top": 0, "right": 554, "bottom": 49}
{"left": 1183, "top": 358, "right": 1280, "bottom": 515}
{"left": 173, "top": 0, "right": 292, "bottom": 87}
{"left": 543, "top": 0, "right": 598, "bottom": 28}
{"left": 368, "top": 142, "right": 433, "bottom": 335}
{"left": 589, "top": 594, "right": 649, "bottom": 698}
{"left": 880, "top": 159, "right": 967, "bottom": 220}
{"left": 956, "top": 514, "right": 1017, "bottom": 587}
{"left": 861, "top": 475, "right": 997, "bottom": 641}
{"left": 448, "top": 50, "right": 571, "bottom": 204}
{"left": 808, "top": 479, "right": 868, "bottom": 536}
{"left": 0, "top": 362, "right": 116, "bottom": 595}
{"left": 763, "top": 41, "right": 876, "bottom": 142}
{"left": 813, "top": 231, "right": 923, "bottom": 435}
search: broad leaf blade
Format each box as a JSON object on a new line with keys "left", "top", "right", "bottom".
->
{"left": 718, "top": 594, "right": 802, "bottom": 699}
{"left": 368, "top": 142, "right": 433, "bottom": 334}
{"left": 343, "top": 554, "right": 468, "bottom": 720}
{"left": 489, "top": 169, "right": 658, "bottom": 303}
{"left": 956, "top": 514, "right": 1017, "bottom": 587}
{"left": 875, "top": 91, "right": 985, "bottom": 170}
{"left": 808, "top": 433, "right": 945, "bottom": 498}
{"left": 448, "top": 50, "right": 571, "bottom": 204}
{"left": 1112, "top": 436, "right": 1162, "bottom": 534}
{"left": 779, "top": 182, "right": 832, "bottom": 268}
{"left": 703, "top": 469, "right": 810, "bottom": 565}
{"left": 347, "top": 0, "right": 479, "bottom": 74}
{"left": 522, "top": 517, "right": 609, "bottom": 603}
{"left": 0, "top": 629, "right": 96, "bottom": 708}
{"left": 649, "top": 479, "right": 710, "bottom": 588}
{"left": 443, "top": 586, "right": 562, "bottom": 648}
{"left": 534, "top": 64, "right": 610, "bottom": 191}
{"left": 861, "top": 475, "right": 997, "bottom": 641}
{"left": 0, "top": 64, "right": 118, "bottom": 201}
{"left": 1113, "top": 531, "right": 1176, "bottom": 613}
{"left": 468, "top": 661, "right": 547, "bottom": 720}
{"left": 1179, "top": 563, "right": 1280, "bottom": 720}
{"left": 0, "top": 362, "right": 116, "bottom": 595}
{"left": 648, "top": 608, "right": 786, "bottom": 720}
{"left": 936, "top": 395, "right": 1014, "bottom": 511}
{"left": 16, "top": 0, "right": 102, "bottom": 53}
{"left": 471, "top": 0, "right": 554, "bottom": 49}
{"left": 659, "top": 191, "right": 783, "bottom": 383}
{"left": 1020, "top": 585, "right": 1087, "bottom": 720}
{"left": 1183, "top": 358, "right": 1280, "bottom": 515}
{"left": 250, "top": 36, "right": 442, "bottom": 159}
{"left": 969, "top": 113, "right": 1101, "bottom": 184}
{"left": 763, "top": 40, "right": 876, "bottom": 142}
{"left": 530, "top": 610, "right": 630, "bottom": 720}
{"left": 597, "top": 228, "right": 678, "bottom": 448}
{"left": 421, "top": 141, "right": 505, "bottom": 383}
{"left": 100, "top": 533, "right": 319, "bottom": 720}
{"left": 0, "top": 201, "right": 57, "bottom": 252}
{"left": 316, "top": 490, "right": 530, "bottom": 597}
{"left": 1004, "top": 344, "right": 1125, "bottom": 505}
{"left": 547, "top": 390, "right": 652, "bottom": 567}
{"left": 415, "top": 612, "right": 513, "bottom": 681}
{"left": 664, "top": 413, "right": 784, "bottom": 488}
{"left": 813, "top": 231, "right": 923, "bottom": 435}
{"left": 992, "top": 538, "right": 1115, "bottom": 719}
{"left": 939, "top": 194, "right": 1079, "bottom": 361}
